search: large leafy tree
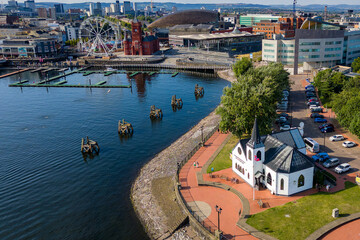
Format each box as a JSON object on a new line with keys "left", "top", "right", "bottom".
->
{"left": 217, "top": 62, "right": 289, "bottom": 138}
{"left": 232, "top": 58, "right": 252, "bottom": 79}
{"left": 351, "top": 57, "right": 360, "bottom": 73}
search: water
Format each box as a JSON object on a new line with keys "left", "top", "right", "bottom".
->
{"left": 0, "top": 69, "right": 229, "bottom": 240}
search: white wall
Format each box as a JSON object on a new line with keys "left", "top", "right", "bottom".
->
{"left": 277, "top": 172, "right": 290, "bottom": 195}
{"left": 287, "top": 167, "right": 314, "bottom": 195}
{"left": 232, "top": 142, "right": 254, "bottom": 187}
{"left": 264, "top": 167, "right": 277, "bottom": 194}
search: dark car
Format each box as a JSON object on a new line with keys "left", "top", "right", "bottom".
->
{"left": 311, "top": 107, "right": 322, "bottom": 113}
{"left": 306, "top": 94, "right": 317, "bottom": 100}
{"left": 310, "top": 113, "right": 324, "bottom": 118}
{"left": 280, "top": 121, "right": 291, "bottom": 126}
{"left": 315, "top": 118, "right": 327, "bottom": 123}
{"left": 277, "top": 113, "right": 290, "bottom": 119}
{"left": 308, "top": 101, "right": 320, "bottom": 106}
{"left": 321, "top": 126, "right": 334, "bottom": 133}
{"left": 319, "top": 123, "right": 334, "bottom": 130}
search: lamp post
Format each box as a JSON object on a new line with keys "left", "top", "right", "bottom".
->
{"left": 215, "top": 205, "right": 222, "bottom": 232}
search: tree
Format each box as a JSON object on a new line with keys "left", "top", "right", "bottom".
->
{"left": 233, "top": 58, "right": 252, "bottom": 78}
{"left": 217, "top": 62, "right": 289, "bottom": 137}
{"left": 351, "top": 57, "right": 360, "bottom": 73}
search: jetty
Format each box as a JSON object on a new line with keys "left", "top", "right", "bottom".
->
{"left": 0, "top": 68, "right": 30, "bottom": 79}
{"left": 118, "top": 119, "right": 134, "bottom": 136}
{"left": 30, "top": 67, "right": 47, "bottom": 73}
{"left": 171, "top": 72, "right": 179, "bottom": 77}
{"left": 81, "top": 137, "right": 100, "bottom": 154}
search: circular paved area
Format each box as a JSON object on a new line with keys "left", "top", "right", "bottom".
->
{"left": 187, "top": 201, "right": 211, "bottom": 222}
{"left": 321, "top": 219, "right": 360, "bottom": 240}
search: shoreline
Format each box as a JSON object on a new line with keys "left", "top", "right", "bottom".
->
{"left": 130, "top": 69, "right": 236, "bottom": 239}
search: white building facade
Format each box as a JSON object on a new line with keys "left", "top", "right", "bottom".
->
{"left": 232, "top": 119, "right": 314, "bottom": 196}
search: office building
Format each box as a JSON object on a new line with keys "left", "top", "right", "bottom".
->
{"left": 49, "top": 7, "right": 56, "bottom": 19}
{"left": 239, "top": 14, "right": 280, "bottom": 27}
{"left": 123, "top": 1, "right": 131, "bottom": 15}
{"left": 37, "top": 8, "right": 47, "bottom": 18}
{"left": 24, "top": 0, "right": 35, "bottom": 12}
{"left": 54, "top": 4, "right": 64, "bottom": 14}
{"left": 0, "top": 38, "right": 57, "bottom": 58}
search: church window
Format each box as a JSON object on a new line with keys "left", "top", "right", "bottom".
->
{"left": 235, "top": 163, "right": 238, "bottom": 169}
{"left": 298, "top": 175, "right": 305, "bottom": 187}
{"left": 280, "top": 179, "right": 284, "bottom": 190}
{"left": 237, "top": 147, "right": 242, "bottom": 155}
{"left": 256, "top": 150, "right": 262, "bottom": 161}
{"left": 267, "top": 173, "right": 272, "bottom": 186}
{"left": 248, "top": 150, "right": 251, "bottom": 160}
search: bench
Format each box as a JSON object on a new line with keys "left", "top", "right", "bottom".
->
{"left": 258, "top": 199, "right": 263, "bottom": 208}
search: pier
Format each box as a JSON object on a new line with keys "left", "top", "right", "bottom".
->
{"left": 0, "top": 68, "right": 30, "bottom": 79}
{"left": 9, "top": 83, "right": 131, "bottom": 88}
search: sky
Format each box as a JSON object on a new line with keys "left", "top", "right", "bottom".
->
{"left": 31, "top": 0, "right": 360, "bottom": 5}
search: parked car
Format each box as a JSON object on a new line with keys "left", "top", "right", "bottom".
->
{"left": 315, "top": 118, "right": 327, "bottom": 123}
{"left": 329, "top": 135, "right": 345, "bottom": 141}
{"left": 311, "top": 107, "right": 322, "bottom": 113}
{"left": 278, "top": 113, "right": 290, "bottom": 119}
{"left": 319, "top": 123, "right": 334, "bottom": 130}
{"left": 309, "top": 104, "right": 321, "bottom": 110}
{"left": 308, "top": 99, "right": 318, "bottom": 103}
{"left": 280, "top": 121, "right": 291, "bottom": 126}
{"left": 280, "top": 125, "right": 291, "bottom": 131}
{"left": 305, "top": 84, "right": 314, "bottom": 90}
{"left": 308, "top": 101, "right": 320, "bottom": 106}
{"left": 310, "top": 113, "right": 324, "bottom": 118}
{"left": 275, "top": 117, "right": 287, "bottom": 123}
{"left": 321, "top": 126, "right": 334, "bottom": 133}
{"left": 335, "top": 163, "right": 351, "bottom": 174}
{"left": 312, "top": 152, "right": 329, "bottom": 162}
{"left": 305, "top": 89, "right": 316, "bottom": 94}
{"left": 342, "top": 141, "right": 357, "bottom": 148}
{"left": 323, "top": 158, "right": 340, "bottom": 168}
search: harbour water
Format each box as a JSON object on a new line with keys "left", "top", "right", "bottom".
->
{"left": 0, "top": 69, "right": 229, "bottom": 239}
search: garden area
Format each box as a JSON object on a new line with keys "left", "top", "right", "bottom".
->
{"left": 247, "top": 182, "right": 360, "bottom": 240}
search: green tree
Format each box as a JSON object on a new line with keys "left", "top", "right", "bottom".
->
{"left": 352, "top": 57, "right": 360, "bottom": 73}
{"left": 217, "top": 62, "right": 289, "bottom": 137}
{"left": 233, "top": 58, "right": 252, "bottom": 78}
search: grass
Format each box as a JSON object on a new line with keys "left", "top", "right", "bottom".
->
{"left": 206, "top": 134, "right": 239, "bottom": 173}
{"left": 246, "top": 182, "right": 360, "bottom": 240}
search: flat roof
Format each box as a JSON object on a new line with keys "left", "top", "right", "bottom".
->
{"left": 178, "top": 32, "right": 263, "bottom": 41}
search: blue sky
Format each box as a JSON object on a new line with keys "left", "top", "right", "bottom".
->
{"left": 33, "top": 0, "right": 359, "bottom": 4}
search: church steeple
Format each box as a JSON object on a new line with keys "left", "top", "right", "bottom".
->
{"left": 247, "top": 118, "right": 264, "bottom": 149}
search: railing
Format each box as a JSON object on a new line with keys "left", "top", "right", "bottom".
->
{"left": 175, "top": 124, "right": 220, "bottom": 237}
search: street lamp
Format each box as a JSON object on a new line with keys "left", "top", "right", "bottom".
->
{"left": 215, "top": 205, "right": 222, "bottom": 232}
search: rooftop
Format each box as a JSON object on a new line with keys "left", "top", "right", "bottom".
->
{"left": 178, "top": 32, "right": 263, "bottom": 41}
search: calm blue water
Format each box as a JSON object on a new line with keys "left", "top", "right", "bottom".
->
{"left": 0, "top": 69, "right": 229, "bottom": 240}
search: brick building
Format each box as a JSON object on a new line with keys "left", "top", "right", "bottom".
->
{"left": 253, "top": 17, "right": 306, "bottom": 39}
{"left": 123, "top": 19, "right": 159, "bottom": 55}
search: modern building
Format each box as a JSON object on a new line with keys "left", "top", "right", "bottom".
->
{"left": 239, "top": 14, "right": 281, "bottom": 27}
{"left": 231, "top": 119, "right": 314, "bottom": 196}
{"left": 24, "top": 0, "right": 35, "bottom": 12}
{"left": 253, "top": 18, "right": 306, "bottom": 39}
{"left": 54, "top": 4, "right": 64, "bottom": 14}
{"left": 123, "top": 19, "right": 160, "bottom": 55}
{"left": 123, "top": 1, "right": 131, "bottom": 15}
{"left": 262, "top": 18, "right": 360, "bottom": 72}
{"left": 65, "top": 25, "right": 79, "bottom": 41}
{"left": 173, "top": 28, "right": 264, "bottom": 57}
{"left": 0, "top": 38, "right": 57, "bottom": 58}
{"left": 48, "top": 7, "right": 56, "bottom": 19}
{"left": 223, "top": 15, "right": 237, "bottom": 25}
{"left": 89, "top": 2, "right": 102, "bottom": 16}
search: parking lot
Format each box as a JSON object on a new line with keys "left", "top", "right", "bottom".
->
{"left": 289, "top": 74, "right": 360, "bottom": 175}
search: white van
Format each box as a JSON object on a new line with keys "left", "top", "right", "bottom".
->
{"left": 304, "top": 137, "right": 320, "bottom": 153}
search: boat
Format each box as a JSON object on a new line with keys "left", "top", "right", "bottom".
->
{"left": 105, "top": 67, "right": 116, "bottom": 71}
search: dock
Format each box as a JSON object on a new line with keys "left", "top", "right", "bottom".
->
{"left": 54, "top": 80, "right": 67, "bottom": 85}
{"left": 129, "top": 72, "right": 139, "bottom": 77}
{"left": 148, "top": 72, "right": 156, "bottom": 76}
{"left": 104, "top": 71, "right": 116, "bottom": 76}
{"left": 9, "top": 84, "right": 131, "bottom": 88}
{"left": 171, "top": 72, "right": 179, "bottom": 77}
{"left": 0, "top": 68, "right": 30, "bottom": 79}
{"left": 30, "top": 67, "right": 46, "bottom": 73}
{"left": 42, "top": 68, "right": 56, "bottom": 73}
{"left": 95, "top": 80, "right": 107, "bottom": 86}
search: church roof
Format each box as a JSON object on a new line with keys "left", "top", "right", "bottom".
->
{"left": 247, "top": 118, "right": 264, "bottom": 149}
{"left": 263, "top": 135, "right": 314, "bottom": 173}
{"left": 143, "top": 35, "right": 157, "bottom": 42}
{"left": 271, "top": 128, "right": 305, "bottom": 150}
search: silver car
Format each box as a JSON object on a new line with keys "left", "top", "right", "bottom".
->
{"left": 323, "top": 158, "right": 340, "bottom": 168}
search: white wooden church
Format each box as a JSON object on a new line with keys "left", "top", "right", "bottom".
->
{"left": 231, "top": 119, "right": 314, "bottom": 196}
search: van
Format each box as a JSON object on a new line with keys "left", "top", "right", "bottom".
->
{"left": 304, "top": 137, "right": 320, "bottom": 153}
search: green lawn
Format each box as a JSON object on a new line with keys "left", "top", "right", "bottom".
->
{"left": 206, "top": 134, "right": 239, "bottom": 173}
{"left": 247, "top": 182, "right": 360, "bottom": 240}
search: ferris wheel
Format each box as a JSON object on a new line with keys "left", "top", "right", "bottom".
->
{"left": 79, "top": 17, "right": 120, "bottom": 56}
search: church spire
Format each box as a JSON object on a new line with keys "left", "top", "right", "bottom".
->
{"left": 247, "top": 118, "right": 264, "bottom": 148}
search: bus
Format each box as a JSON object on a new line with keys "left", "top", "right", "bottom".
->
{"left": 304, "top": 137, "right": 320, "bottom": 153}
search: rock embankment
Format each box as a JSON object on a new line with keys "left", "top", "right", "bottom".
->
{"left": 131, "top": 69, "right": 236, "bottom": 240}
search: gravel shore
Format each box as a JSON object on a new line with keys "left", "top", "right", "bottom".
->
{"left": 131, "top": 69, "right": 236, "bottom": 239}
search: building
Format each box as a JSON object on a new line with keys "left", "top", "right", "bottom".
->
{"left": 110, "top": 3, "right": 116, "bottom": 13}
{"left": 24, "top": 0, "right": 35, "bottom": 12}
{"left": 0, "top": 15, "right": 19, "bottom": 25}
{"left": 231, "top": 119, "right": 314, "bottom": 196}
{"left": 48, "top": 7, "right": 56, "bottom": 19}
{"left": 254, "top": 20, "right": 293, "bottom": 39}
{"left": 89, "top": 3, "right": 95, "bottom": 16}
{"left": 37, "top": 8, "right": 47, "bottom": 18}
{"left": 239, "top": 14, "right": 281, "bottom": 27}
{"left": 0, "top": 26, "right": 23, "bottom": 38}
{"left": 0, "top": 38, "right": 57, "bottom": 58}
{"left": 262, "top": 18, "right": 360, "bottom": 72}
{"left": 223, "top": 15, "right": 237, "bottom": 25}
{"left": 54, "top": 4, "right": 64, "bottom": 14}
{"left": 65, "top": 25, "right": 79, "bottom": 41}
{"left": 115, "top": 1, "right": 120, "bottom": 14}
{"left": 123, "top": 1, "right": 131, "bottom": 15}
{"left": 123, "top": 19, "right": 160, "bottom": 55}
{"left": 8, "top": 0, "right": 18, "bottom": 7}
{"left": 173, "top": 28, "right": 264, "bottom": 57}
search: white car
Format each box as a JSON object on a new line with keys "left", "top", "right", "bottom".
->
{"left": 329, "top": 135, "right": 345, "bottom": 142}
{"left": 342, "top": 141, "right": 356, "bottom": 148}
{"left": 335, "top": 163, "right": 351, "bottom": 174}
{"left": 309, "top": 105, "right": 320, "bottom": 110}
{"left": 280, "top": 125, "right": 291, "bottom": 131}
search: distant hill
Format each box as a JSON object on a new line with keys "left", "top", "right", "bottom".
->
{"left": 35, "top": 2, "right": 360, "bottom": 12}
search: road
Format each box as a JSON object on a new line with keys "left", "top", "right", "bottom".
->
{"left": 289, "top": 74, "right": 360, "bottom": 174}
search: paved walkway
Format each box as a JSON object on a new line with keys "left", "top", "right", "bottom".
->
{"left": 320, "top": 219, "right": 360, "bottom": 240}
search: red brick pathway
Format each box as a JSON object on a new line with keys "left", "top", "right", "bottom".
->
{"left": 320, "top": 219, "right": 360, "bottom": 240}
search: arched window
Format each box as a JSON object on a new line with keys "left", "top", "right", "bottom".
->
{"left": 237, "top": 147, "right": 242, "bottom": 155}
{"left": 248, "top": 173, "right": 250, "bottom": 179}
{"left": 280, "top": 179, "right": 284, "bottom": 190}
{"left": 235, "top": 163, "right": 238, "bottom": 169}
{"left": 267, "top": 173, "right": 272, "bottom": 186}
{"left": 298, "top": 175, "right": 305, "bottom": 187}
{"left": 248, "top": 150, "right": 252, "bottom": 160}
{"left": 256, "top": 150, "right": 262, "bottom": 161}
